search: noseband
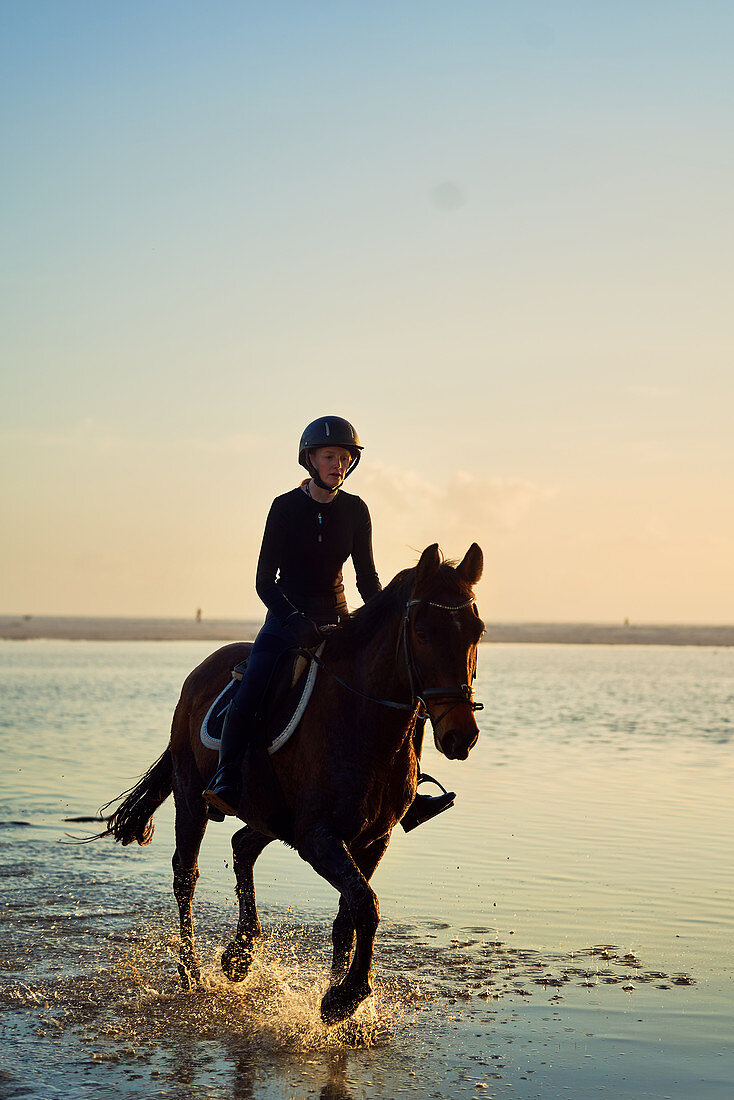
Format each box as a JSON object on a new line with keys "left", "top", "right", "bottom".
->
{"left": 401, "top": 598, "right": 484, "bottom": 722}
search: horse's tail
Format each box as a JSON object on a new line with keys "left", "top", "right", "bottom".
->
{"left": 97, "top": 749, "right": 174, "bottom": 847}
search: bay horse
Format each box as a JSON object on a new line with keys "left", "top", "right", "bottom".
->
{"left": 100, "top": 543, "right": 485, "bottom": 1024}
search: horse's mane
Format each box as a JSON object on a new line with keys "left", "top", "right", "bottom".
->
{"left": 331, "top": 567, "right": 415, "bottom": 656}
{"left": 331, "top": 558, "right": 467, "bottom": 656}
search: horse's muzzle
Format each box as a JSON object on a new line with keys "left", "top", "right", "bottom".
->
{"left": 438, "top": 727, "right": 479, "bottom": 761}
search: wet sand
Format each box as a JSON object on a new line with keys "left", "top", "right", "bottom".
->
{"left": 2, "top": 614, "right": 733, "bottom": 645}
{"left": 0, "top": 884, "right": 705, "bottom": 1100}
{"left": 0, "top": 615, "right": 263, "bottom": 643}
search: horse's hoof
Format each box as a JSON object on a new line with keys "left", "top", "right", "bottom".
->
{"left": 320, "top": 980, "right": 371, "bottom": 1025}
{"left": 221, "top": 940, "right": 254, "bottom": 982}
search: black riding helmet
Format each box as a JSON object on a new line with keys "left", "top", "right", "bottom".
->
{"left": 298, "top": 416, "right": 363, "bottom": 493}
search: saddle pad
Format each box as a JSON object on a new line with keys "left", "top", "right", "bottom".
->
{"left": 200, "top": 642, "right": 324, "bottom": 755}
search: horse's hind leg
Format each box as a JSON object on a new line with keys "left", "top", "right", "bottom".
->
{"left": 221, "top": 825, "right": 273, "bottom": 982}
{"left": 172, "top": 783, "right": 208, "bottom": 990}
{"left": 330, "top": 835, "right": 390, "bottom": 983}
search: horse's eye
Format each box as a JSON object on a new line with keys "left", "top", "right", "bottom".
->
{"left": 414, "top": 627, "right": 429, "bottom": 643}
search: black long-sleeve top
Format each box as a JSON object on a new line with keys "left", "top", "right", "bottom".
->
{"left": 255, "top": 487, "right": 381, "bottom": 623}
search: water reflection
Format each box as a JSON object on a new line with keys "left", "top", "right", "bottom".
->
{"left": 320, "top": 1051, "right": 353, "bottom": 1100}
{"left": 230, "top": 1054, "right": 257, "bottom": 1100}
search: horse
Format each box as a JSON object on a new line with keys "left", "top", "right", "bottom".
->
{"left": 99, "top": 542, "right": 485, "bottom": 1024}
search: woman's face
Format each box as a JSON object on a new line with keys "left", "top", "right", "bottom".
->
{"left": 310, "top": 446, "right": 353, "bottom": 489}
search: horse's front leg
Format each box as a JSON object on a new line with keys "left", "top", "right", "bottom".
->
{"left": 221, "top": 825, "right": 273, "bottom": 981}
{"left": 330, "top": 835, "right": 390, "bottom": 983}
{"left": 299, "top": 825, "right": 381, "bottom": 1024}
{"left": 172, "top": 783, "right": 208, "bottom": 990}
{"left": 330, "top": 897, "right": 354, "bottom": 983}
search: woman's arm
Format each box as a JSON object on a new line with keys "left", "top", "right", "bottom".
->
{"left": 352, "top": 498, "right": 381, "bottom": 603}
{"left": 255, "top": 499, "right": 298, "bottom": 622}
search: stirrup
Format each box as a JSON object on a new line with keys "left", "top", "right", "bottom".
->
{"left": 203, "top": 787, "right": 238, "bottom": 818}
{"left": 400, "top": 773, "right": 456, "bottom": 833}
{"left": 416, "top": 771, "right": 452, "bottom": 796}
{"left": 203, "top": 766, "right": 240, "bottom": 819}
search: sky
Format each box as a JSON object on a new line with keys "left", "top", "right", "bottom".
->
{"left": 2, "top": 1, "right": 732, "bottom": 623}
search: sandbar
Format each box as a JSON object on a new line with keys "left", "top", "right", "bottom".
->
{"left": 1, "top": 614, "right": 733, "bottom": 645}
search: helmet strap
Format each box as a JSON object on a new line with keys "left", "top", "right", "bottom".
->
{"left": 312, "top": 473, "right": 341, "bottom": 494}
{"left": 306, "top": 457, "right": 342, "bottom": 494}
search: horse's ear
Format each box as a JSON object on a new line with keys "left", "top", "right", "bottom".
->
{"left": 414, "top": 543, "right": 441, "bottom": 596}
{"left": 457, "top": 543, "right": 483, "bottom": 587}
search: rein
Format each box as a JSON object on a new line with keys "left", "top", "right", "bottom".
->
{"left": 304, "top": 648, "right": 419, "bottom": 715}
{"left": 301, "top": 595, "right": 484, "bottom": 721}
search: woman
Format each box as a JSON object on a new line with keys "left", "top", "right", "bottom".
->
{"left": 203, "top": 416, "right": 454, "bottom": 831}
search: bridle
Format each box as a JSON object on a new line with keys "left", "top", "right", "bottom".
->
{"left": 305, "top": 594, "right": 484, "bottom": 723}
{"left": 401, "top": 597, "right": 484, "bottom": 723}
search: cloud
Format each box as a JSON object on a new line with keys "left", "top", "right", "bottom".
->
{"left": 359, "top": 462, "right": 555, "bottom": 562}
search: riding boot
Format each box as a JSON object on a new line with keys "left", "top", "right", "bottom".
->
{"left": 203, "top": 701, "right": 247, "bottom": 820}
{"left": 400, "top": 772, "right": 456, "bottom": 833}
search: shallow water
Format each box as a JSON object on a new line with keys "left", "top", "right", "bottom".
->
{"left": 1, "top": 640, "right": 733, "bottom": 1098}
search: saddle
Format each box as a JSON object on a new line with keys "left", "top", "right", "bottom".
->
{"left": 200, "top": 643, "right": 324, "bottom": 755}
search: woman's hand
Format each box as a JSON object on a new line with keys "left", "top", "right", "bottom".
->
{"left": 283, "top": 612, "right": 323, "bottom": 649}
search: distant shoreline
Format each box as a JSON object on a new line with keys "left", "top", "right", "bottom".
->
{"left": 1, "top": 615, "right": 733, "bottom": 646}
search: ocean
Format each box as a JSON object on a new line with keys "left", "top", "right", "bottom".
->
{"left": 1, "top": 639, "right": 733, "bottom": 1099}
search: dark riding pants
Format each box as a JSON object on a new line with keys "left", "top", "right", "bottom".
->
{"left": 228, "top": 607, "right": 340, "bottom": 739}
